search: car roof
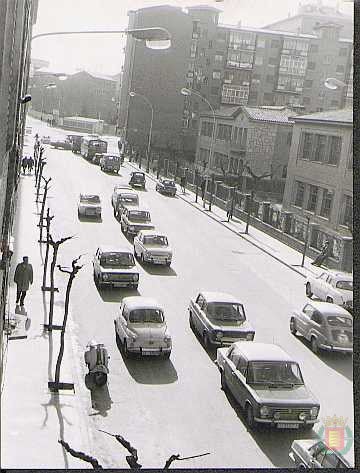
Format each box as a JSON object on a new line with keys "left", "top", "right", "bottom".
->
{"left": 80, "top": 194, "right": 100, "bottom": 198}
{"left": 114, "top": 185, "right": 132, "bottom": 191}
{"left": 122, "top": 296, "right": 163, "bottom": 311}
{"left": 231, "top": 342, "right": 295, "bottom": 362}
{"left": 139, "top": 230, "right": 167, "bottom": 237}
{"left": 102, "top": 153, "right": 120, "bottom": 157}
{"left": 128, "top": 207, "right": 150, "bottom": 213}
{"left": 304, "top": 300, "right": 352, "bottom": 316}
{"left": 320, "top": 270, "right": 353, "bottom": 281}
{"left": 132, "top": 171, "right": 145, "bottom": 175}
{"left": 98, "top": 245, "right": 133, "bottom": 254}
{"left": 200, "top": 291, "right": 241, "bottom": 304}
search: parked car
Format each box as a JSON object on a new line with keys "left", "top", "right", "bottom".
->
{"left": 93, "top": 246, "right": 139, "bottom": 289}
{"left": 114, "top": 191, "right": 139, "bottom": 220}
{"left": 111, "top": 185, "right": 133, "bottom": 210}
{"left": 216, "top": 341, "right": 320, "bottom": 430}
{"left": 134, "top": 230, "right": 172, "bottom": 266}
{"left": 50, "top": 138, "right": 72, "bottom": 150}
{"left": 41, "top": 135, "right": 51, "bottom": 144}
{"left": 289, "top": 439, "right": 351, "bottom": 468}
{"left": 305, "top": 270, "right": 353, "bottom": 313}
{"left": 121, "top": 208, "right": 154, "bottom": 236}
{"left": 156, "top": 178, "right": 177, "bottom": 196}
{"left": 114, "top": 296, "right": 172, "bottom": 358}
{"left": 100, "top": 153, "right": 122, "bottom": 173}
{"left": 129, "top": 171, "right": 146, "bottom": 189}
{"left": 290, "top": 301, "right": 353, "bottom": 354}
{"left": 189, "top": 292, "right": 255, "bottom": 347}
{"left": 78, "top": 194, "right": 101, "bottom": 219}
{"left": 70, "top": 135, "right": 83, "bottom": 154}
{"left": 92, "top": 153, "right": 103, "bottom": 165}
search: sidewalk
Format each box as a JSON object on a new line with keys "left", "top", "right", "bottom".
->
{"left": 1, "top": 174, "right": 93, "bottom": 468}
{"left": 126, "top": 160, "right": 322, "bottom": 279}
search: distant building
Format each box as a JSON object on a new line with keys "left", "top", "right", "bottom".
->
{"left": 29, "top": 58, "right": 50, "bottom": 77}
{"left": 196, "top": 105, "right": 294, "bottom": 182}
{"left": 282, "top": 108, "right": 352, "bottom": 271}
{"left": 119, "top": 4, "right": 353, "bottom": 161}
{"left": 30, "top": 70, "right": 118, "bottom": 124}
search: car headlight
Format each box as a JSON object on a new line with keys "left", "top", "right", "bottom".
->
{"left": 310, "top": 406, "right": 319, "bottom": 418}
{"left": 246, "top": 332, "right": 254, "bottom": 341}
{"left": 164, "top": 335, "right": 172, "bottom": 345}
{"left": 132, "top": 274, "right": 139, "bottom": 281}
{"left": 260, "top": 405, "right": 270, "bottom": 417}
{"left": 337, "top": 333, "right": 349, "bottom": 343}
{"left": 128, "top": 226, "right": 135, "bottom": 231}
{"left": 273, "top": 412, "right": 281, "bottom": 420}
{"left": 215, "top": 331, "right": 223, "bottom": 340}
{"left": 102, "top": 273, "right": 109, "bottom": 281}
{"left": 298, "top": 412, "right": 307, "bottom": 421}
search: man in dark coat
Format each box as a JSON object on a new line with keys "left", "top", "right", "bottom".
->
{"left": 14, "top": 256, "right": 33, "bottom": 306}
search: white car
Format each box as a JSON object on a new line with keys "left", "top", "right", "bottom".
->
{"left": 289, "top": 439, "right": 351, "bottom": 468}
{"left": 305, "top": 270, "right": 353, "bottom": 310}
{"left": 114, "top": 191, "right": 139, "bottom": 220}
{"left": 78, "top": 194, "right": 101, "bottom": 219}
{"left": 41, "top": 135, "right": 51, "bottom": 144}
{"left": 111, "top": 185, "right": 133, "bottom": 210}
{"left": 121, "top": 208, "right": 154, "bottom": 236}
{"left": 93, "top": 246, "right": 139, "bottom": 289}
{"left": 133, "top": 230, "right": 172, "bottom": 266}
{"left": 114, "top": 296, "right": 172, "bottom": 358}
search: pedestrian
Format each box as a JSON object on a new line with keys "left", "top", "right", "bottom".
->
{"left": 201, "top": 179, "right": 206, "bottom": 200}
{"left": 39, "top": 146, "right": 45, "bottom": 158}
{"left": 14, "top": 256, "right": 33, "bottom": 307}
{"left": 180, "top": 175, "right": 186, "bottom": 194}
{"left": 21, "top": 156, "right": 28, "bottom": 174}
{"left": 311, "top": 240, "right": 331, "bottom": 267}
{"left": 226, "top": 197, "right": 233, "bottom": 222}
{"left": 27, "top": 156, "right": 34, "bottom": 174}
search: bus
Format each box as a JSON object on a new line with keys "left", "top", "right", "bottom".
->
{"left": 81, "top": 137, "right": 108, "bottom": 160}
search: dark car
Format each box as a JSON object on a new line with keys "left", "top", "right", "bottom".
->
{"left": 50, "top": 138, "right": 72, "bottom": 150}
{"left": 129, "top": 171, "right": 146, "bottom": 189}
{"left": 156, "top": 178, "right": 177, "bottom": 196}
{"left": 70, "top": 135, "right": 83, "bottom": 154}
{"left": 289, "top": 439, "right": 352, "bottom": 468}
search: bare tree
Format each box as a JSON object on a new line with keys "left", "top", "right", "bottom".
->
{"left": 38, "top": 176, "right": 51, "bottom": 243}
{"left": 58, "top": 440, "right": 103, "bottom": 469}
{"left": 41, "top": 208, "right": 54, "bottom": 291}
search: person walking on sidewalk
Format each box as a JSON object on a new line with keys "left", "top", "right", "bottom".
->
{"left": 226, "top": 197, "right": 233, "bottom": 222}
{"left": 14, "top": 256, "right": 33, "bottom": 307}
{"left": 180, "top": 175, "right": 186, "bottom": 194}
{"left": 21, "top": 156, "right": 28, "bottom": 174}
{"left": 27, "top": 156, "right": 34, "bottom": 174}
{"left": 311, "top": 240, "right": 331, "bottom": 267}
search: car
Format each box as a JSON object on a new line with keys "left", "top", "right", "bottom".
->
{"left": 114, "top": 191, "right": 139, "bottom": 220}
{"left": 78, "top": 194, "right": 101, "bottom": 219}
{"left": 50, "top": 138, "right": 72, "bottom": 150}
{"left": 156, "top": 178, "right": 177, "bottom": 196}
{"left": 121, "top": 208, "right": 154, "bottom": 236}
{"left": 216, "top": 341, "right": 320, "bottom": 430}
{"left": 114, "top": 296, "right": 172, "bottom": 358}
{"left": 41, "top": 135, "right": 51, "bottom": 144}
{"left": 100, "top": 153, "right": 122, "bottom": 173}
{"left": 305, "top": 270, "right": 353, "bottom": 311}
{"left": 189, "top": 292, "right": 255, "bottom": 347}
{"left": 290, "top": 301, "right": 353, "bottom": 354}
{"left": 129, "top": 171, "right": 146, "bottom": 189}
{"left": 133, "top": 230, "right": 172, "bottom": 266}
{"left": 111, "top": 185, "right": 133, "bottom": 210}
{"left": 289, "top": 439, "right": 351, "bottom": 468}
{"left": 93, "top": 246, "right": 139, "bottom": 289}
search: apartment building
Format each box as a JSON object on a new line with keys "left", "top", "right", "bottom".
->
{"left": 282, "top": 108, "right": 352, "bottom": 272}
{"left": 119, "top": 4, "right": 353, "bottom": 161}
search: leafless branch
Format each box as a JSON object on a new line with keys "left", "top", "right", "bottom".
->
{"left": 164, "top": 452, "right": 211, "bottom": 469}
{"left": 97, "top": 430, "right": 142, "bottom": 469}
{"left": 58, "top": 440, "right": 103, "bottom": 469}
{"left": 57, "top": 254, "right": 84, "bottom": 274}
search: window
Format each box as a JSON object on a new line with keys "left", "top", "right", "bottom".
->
{"left": 339, "top": 47, "right": 348, "bottom": 57}
{"left": 211, "top": 86, "right": 219, "bottom": 95}
{"left": 304, "top": 79, "right": 313, "bottom": 88}
{"left": 221, "top": 84, "right": 249, "bottom": 104}
{"left": 212, "top": 70, "right": 221, "bottom": 80}
{"left": 320, "top": 189, "right": 333, "bottom": 219}
{"left": 237, "top": 355, "right": 248, "bottom": 376}
{"left": 282, "top": 165, "right": 287, "bottom": 178}
{"left": 328, "top": 136, "right": 342, "bottom": 165}
{"left": 309, "top": 44, "right": 319, "bottom": 53}
{"left": 206, "top": 58, "right": 210, "bottom": 66}
{"left": 215, "top": 54, "right": 223, "bottom": 63}
{"left": 336, "top": 64, "right": 345, "bottom": 73}
{"left": 257, "top": 38, "right": 266, "bottom": 48}
{"left": 323, "top": 55, "right": 331, "bottom": 65}
{"left": 311, "top": 310, "right": 323, "bottom": 325}
{"left": 227, "top": 51, "right": 254, "bottom": 68}
{"left": 277, "top": 75, "right": 304, "bottom": 92}
{"left": 208, "top": 40, "right": 213, "bottom": 49}
{"left": 307, "top": 185, "right": 318, "bottom": 212}
{"left": 216, "top": 123, "right": 232, "bottom": 141}
{"left": 302, "top": 304, "right": 315, "bottom": 317}
{"left": 190, "top": 41, "right": 197, "bottom": 58}
{"left": 229, "top": 31, "right": 256, "bottom": 50}
{"left": 294, "top": 181, "right": 305, "bottom": 207}
{"left": 200, "top": 121, "right": 214, "bottom": 137}
{"left": 232, "top": 127, "right": 247, "bottom": 147}
{"left": 314, "top": 135, "right": 327, "bottom": 162}
{"left": 279, "top": 55, "right": 307, "bottom": 75}
{"left": 340, "top": 195, "right": 352, "bottom": 226}
{"left": 271, "top": 39, "right": 280, "bottom": 48}
{"left": 282, "top": 38, "right": 309, "bottom": 55}
{"left": 254, "top": 55, "right": 263, "bottom": 66}
{"left": 203, "top": 76, "right": 208, "bottom": 85}
{"left": 308, "top": 61, "right": 315, "bottom": 70}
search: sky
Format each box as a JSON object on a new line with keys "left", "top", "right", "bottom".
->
{"left": 31, "top": 0, "right": 353, "bottom": 76}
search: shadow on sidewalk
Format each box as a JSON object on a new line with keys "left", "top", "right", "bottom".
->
{"left": 85, "top": 375, "right": 113, "bottom": 417}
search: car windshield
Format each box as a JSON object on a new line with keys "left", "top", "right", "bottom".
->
{"left": 129, "top": 211, "right": 150, "bottom": 222}
{"left": 129, "top": 308, "right": 164, "bottom": 323}
{"left": 163, "top": 180, "right": 175, "bottom": 187}
{"left": 206, "top": 302, "right": 245, "bottom": 322}
{"left": 120, "top": 195, "right": 138, "bottom": 204}
{"left": 81, "top": 195, "right": 100, "bottom": 203}
{"left": 133, "top": 173, "right": 144, "bottom": 179}
{"left": 247, "top": 361, "right": 304, "bottom": 385}
{"left": 143, "top": 235, "right": 168, "bottom": 246}
{"left": 326, "top": 315, "right": 352, "bottom": 327}
{"left": 336, "top": 280, "right": 353, "bottom": 291}
{"left": 106, "top": 155, "right": 120, "bottom": 161}
{"left": 100, "top": 252, "right": 134, "bottom": 267}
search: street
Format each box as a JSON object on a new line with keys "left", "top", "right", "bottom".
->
{"left": 18, "top": 118, "right": 354, "bottom": 468}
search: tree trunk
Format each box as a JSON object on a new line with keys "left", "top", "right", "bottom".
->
{"left": 42, "top": 216, "right": 50, "bottom": 289}
{"left": 48, "top": 245, "right": 58, "bottom": 329}
{"left": 54, "top": 274, "right": 74, "bottom": 384}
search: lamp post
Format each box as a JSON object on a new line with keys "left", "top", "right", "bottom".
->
{"left": 301, "top": 214, "right": 311, "bottom": 268}
{"left": 129, "top": 91, "right": 154, "bottom": 173}
{"left": 324, "top": 77, "right": 349, "bottom": 108}
{"left": 180, "top": 87, "right": 216, "bottom": 210}
{"left": 40, "top": 83, "right": 56, "bottom": 121}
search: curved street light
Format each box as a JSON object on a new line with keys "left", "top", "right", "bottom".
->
{"left": 181, "top": 87, "right": 216, "bottom": 209}
{"left": 129, "top": 91, "right": 154, "bottom": 172}
{"left": 324, "top": 77, "right": 347, "bottom": 90}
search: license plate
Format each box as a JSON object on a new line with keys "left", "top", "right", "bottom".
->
{"left": 143, "top": 350, "right": 159, "bottom": 356}
{"left": 277, "top": 423, "right": 299, "bottom": 429}
{"left": 154, "top": 259, "right": 165, "bottom": 264}
{"left": 113, "top": 282, "right": 130, "bottom": 287}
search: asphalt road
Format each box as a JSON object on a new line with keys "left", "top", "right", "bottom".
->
{"left": 26, "top": 119, "right": 354, "bottom": 468}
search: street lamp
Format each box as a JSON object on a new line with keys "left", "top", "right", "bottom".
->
{"left": 129, "top": 91, "right": 154, "bottom": 173}
{"left": 181, "top": 87, "right": 216, "bottom": 210}
{"left": 324, "top": 77, "right": 347, "bottom": 90}
{"left": 40, "top": 83, "right": 57, "bottom": 121}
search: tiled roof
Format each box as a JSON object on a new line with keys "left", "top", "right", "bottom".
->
{"left": 243, "top": 106, "right": 295, "bottom": 124}
{"left": 293, "top": 108, "right": 353, "bottom": 124}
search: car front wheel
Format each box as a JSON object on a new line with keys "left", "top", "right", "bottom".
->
{"left": 203, "top": 332, "right": 211, "bottom": 348}
{"left": 305, "top": 283, "right": 313, "bottom": 298}
{"left": 123, "top": 340, "right": 130, "bottom": 358}
{"left": 221, "top": 370, "right": 227, "bottom": 391}
{"left": 290, "top": 318, "right": 297, "bottom": 335}
{"left": 311, "top": 337, "right": 319, "bottom": 354}
{"left": 326, "top": 296, "right": 333, "bottom": 303}
{"left": 246, "top": 404, "right": 255, "bottom": 429}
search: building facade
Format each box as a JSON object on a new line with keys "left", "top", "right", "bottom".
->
{"left": 0, "top": 0, "right": 39, "bottom": 381}
{"left": 197, "top": 105, "right": 294, "bottom": 181}
{"left": 119, "top": 4, "right": 353, "bottom": 161}
{"left": 29, "top": 70, "right": 118, "bottom": 125}
{"left": 282, "top": 108, "right": 352, "bottom": 272}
